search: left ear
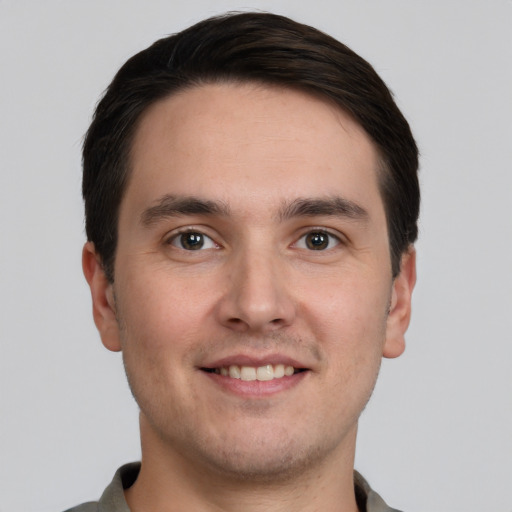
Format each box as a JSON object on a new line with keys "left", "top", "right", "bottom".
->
{"left": 383, "top": 247, "right": 417, "bottom": 359}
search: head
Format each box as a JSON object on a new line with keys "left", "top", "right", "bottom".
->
{"left": 83, "top": 12, "right": 419, "bottom": 283}
{"left": 82, "top": 12, "right": 419, "bottom": 484}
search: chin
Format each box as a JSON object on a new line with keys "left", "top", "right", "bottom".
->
{"left": 201, "top": 445, "right": 321, "bottom": 483}
{"left": 179, "top": 421, "right": 347, "bottom": 484}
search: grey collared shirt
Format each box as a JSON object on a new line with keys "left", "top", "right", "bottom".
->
{"left": 64, "top": 462, "right": 403, "bottom": 512}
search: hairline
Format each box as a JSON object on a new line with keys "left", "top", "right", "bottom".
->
{"left": 106, "top": 77, "right": 399, "bottom": 281}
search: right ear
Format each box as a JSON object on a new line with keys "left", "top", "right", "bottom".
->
{"left": 82, "top": 242, "right": 122, "bottom": 352}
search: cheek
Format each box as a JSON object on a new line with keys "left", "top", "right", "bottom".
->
{"left": 115, "top": 275, "right": 203, "bottom": 418}
{"left": 117, "top": 267, "right": 214, "bottom": 340}
{"left": 301, "top": 270, "right": 390, "bottom": 381}
{"left": 303, "top": 270, "right": 390, "bottom": 336}
{"left": 114, "top": 270, "right": 222, "bottom": 404}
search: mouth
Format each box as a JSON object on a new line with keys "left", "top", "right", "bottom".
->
{"left": 201, "top": 364, "right": 307, "bottom": 382}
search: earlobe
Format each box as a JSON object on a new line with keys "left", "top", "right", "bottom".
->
{"left": 383, "top": 248, "right": 417, "bottom": 359}
{"left": 82, "top": 242, "right": 122, "bottom": 352}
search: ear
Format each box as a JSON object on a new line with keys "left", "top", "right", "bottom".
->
{"left": 383, "top": 247, "right": 417, "bottom": 359}
{"left": 82, "top": 242, "right": 122, "bottom": 352}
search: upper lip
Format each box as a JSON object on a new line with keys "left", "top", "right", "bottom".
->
{"left": 201, "top": 353, "right": 310, "bottom": 370}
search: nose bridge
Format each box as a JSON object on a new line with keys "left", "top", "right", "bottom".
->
{"left": 219, "top": 234, "right": 295, "bottom": 332}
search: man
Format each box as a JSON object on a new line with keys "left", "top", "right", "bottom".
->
{"left": 72, "top": 11, "right": 419, "bottom": 512}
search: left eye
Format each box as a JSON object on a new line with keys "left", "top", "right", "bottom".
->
{"left": 169, "top": 231, "right": 218, "bottom": 251}
{"left": 295, "top": 231, "right": 340, "bottom": 251}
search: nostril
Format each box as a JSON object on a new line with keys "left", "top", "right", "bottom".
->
{"left": 226, "top": 317, "right": 249, "bottom": 330}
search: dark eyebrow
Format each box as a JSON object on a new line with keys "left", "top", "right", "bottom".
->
{"left": 140, "top": 195, "right": 231, "bottom": 226}
{"left": 278, "top": 197, "right": 369, "bottom": 222}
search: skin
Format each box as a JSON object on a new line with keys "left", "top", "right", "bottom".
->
{"left": 83, "top": 82, "right": 416, "bottom": 512}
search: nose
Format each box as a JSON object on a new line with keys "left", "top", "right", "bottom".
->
{"left": 216, "top": 247, "right": 296, "bottom": 334}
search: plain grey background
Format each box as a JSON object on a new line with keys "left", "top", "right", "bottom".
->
{"left": 1, "top": 1, "right": 511, "bottom": 511}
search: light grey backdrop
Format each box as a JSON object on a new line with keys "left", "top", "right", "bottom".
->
{"left": 1, "top": 1, "right": 511, "bottom": 511}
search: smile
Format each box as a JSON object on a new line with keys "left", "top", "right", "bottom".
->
{"left": 203, "top": 364, "right": 304, "bottom": 381}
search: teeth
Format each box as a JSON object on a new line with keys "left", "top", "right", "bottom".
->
{"left": 229, "top": 365, "right": 241, "bottom": 379}
{"left": 216, "top": 364, "right": 297, "bottom": 381}
{"left": 284, "top": 365, "right": 294, "bottom": 377}
{"left": 274, "top": 364, "right": 285, "bottom": 378}
{"left": 240, "top": 366, "right": 257, "bottom": 381}
{"left": 256, "top": 364, "right": 273, "bottom": 381}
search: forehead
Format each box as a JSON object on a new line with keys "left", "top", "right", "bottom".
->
{"left": 125, "top": 82, "right": 383, "bottom": 218}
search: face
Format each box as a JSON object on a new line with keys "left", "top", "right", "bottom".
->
{"left": 84, "top": 83, "right": 415, "bottom": 481}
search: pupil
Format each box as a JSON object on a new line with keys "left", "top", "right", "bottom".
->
{"left": 307, "top": 232, "right": 328, "bottom": 250}
{"left": 182, "top": 232, "right": 204, "bottom": 250}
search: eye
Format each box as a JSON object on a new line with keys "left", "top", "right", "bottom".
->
{"left": 169, "top": 231, "right": 218, "bottom": 251}
{"left": 295, "top": 230, "right": 340, "bottom": 251}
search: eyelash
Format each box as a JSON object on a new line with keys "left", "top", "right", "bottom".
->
{"left": 165, "top": 227, "right": 343, "bottom": 252}
{"left": 166, "top": 228, "right": 219, "bottom": 251}
{"left": 294, "top": 230, "right": 341, "bottom": 251}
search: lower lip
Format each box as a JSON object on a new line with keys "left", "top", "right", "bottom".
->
{"left": 202, "top": 370, "right": 308, "bottom": 398}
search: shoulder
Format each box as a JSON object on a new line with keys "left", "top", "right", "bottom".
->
{"left": 354, "top": 471, "right": 404, "bottom": 512}
{"left": 62, "top": 503, "right": 99, "bottom": 512}
{"left": 62, "top": 462, "right": 140, "bottom": 512}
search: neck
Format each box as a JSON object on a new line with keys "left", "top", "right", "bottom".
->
{"left": 125, "top": 417, "right": 360, "bottom": 512}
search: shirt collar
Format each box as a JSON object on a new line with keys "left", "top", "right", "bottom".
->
{"left": 99, "top": 463, "right": 402, "bottom": 512}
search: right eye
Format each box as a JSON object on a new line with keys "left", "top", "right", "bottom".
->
{"left": 169, "top": 231, "right": 218, "bottom": 251}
